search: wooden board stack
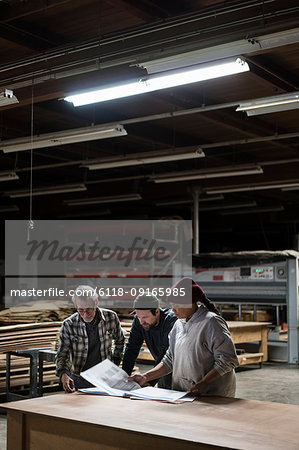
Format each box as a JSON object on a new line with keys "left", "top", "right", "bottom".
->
{"left": 0, "top": 354, "right": 58, "bottom": 395}
{"left": 0, "top": 309, "right": 151, "bottom": 395}
{"left": 0, "top": 322, "right": 62, "bottom": 395}
{"left": 0, "top": 322, "right": 62, "bottom": 353}
{"left": 0, "top": 301, "right": 74, "bottom": 325}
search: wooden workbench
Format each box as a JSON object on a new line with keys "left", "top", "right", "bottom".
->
{"left": 227, "top": 321, "right": 270, "bottom": 364}
{"left": 135, "top": 321, "right": 270, "bottom": 366}
{"left": 2, "top": 392, "right": 299, "bottom": 449}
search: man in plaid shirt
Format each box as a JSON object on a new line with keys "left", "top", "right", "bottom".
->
{"left": 56, "top": 285, "right": 125, "bottom": 392}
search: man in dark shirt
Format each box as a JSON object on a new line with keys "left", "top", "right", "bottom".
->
{"left": 122, "top": 294, "right": 177, "bottom": 389}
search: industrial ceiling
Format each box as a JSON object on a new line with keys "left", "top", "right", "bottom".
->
{"left": 1, "top": 0, "right": 299, "bottom": 251}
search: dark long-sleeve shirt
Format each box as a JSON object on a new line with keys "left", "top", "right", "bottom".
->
{"left": 122, "top": 308, "right": 177, "bottom": 388}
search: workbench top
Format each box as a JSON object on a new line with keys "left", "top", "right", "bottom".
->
{"left": 2, "top": 392, "right": 299, "bottom": 449}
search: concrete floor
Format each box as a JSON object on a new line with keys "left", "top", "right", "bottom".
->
{"left": 236, "top": 362, "right": 299, "bottom": 404}
{"left": 1, "top": 362, "right": 299, "bottom": 449}
{"left": 0, "top": 416, "right": 5, "bottom": 450}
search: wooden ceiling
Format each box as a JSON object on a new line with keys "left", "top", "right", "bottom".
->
{"left": 1, "top": 0, "right": 299, "bottom": 251}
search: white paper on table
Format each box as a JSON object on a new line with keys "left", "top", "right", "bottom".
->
{"left": 80, "top": 359, "right": 196, "bottom": 403}
{"left": 129, "top": 386, "right": 196, "bottom": 402}
{"left": 80, "top": 359, "right": 140, "bottom": 392}
{"left": 79, "top": 385, "right": 131, "bottom": 397}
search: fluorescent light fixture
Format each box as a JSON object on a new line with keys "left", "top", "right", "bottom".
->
{"left": 282, "top": 185, "right": 299, "bottom": 191}
{"left": 1, "top": 124, "right": 127, "bottom": 153}
{"left": 199, "top": 194, "right": 224, "bottom": 202}
{"left": 155, "top": 195, "right": 224, "bottom": 206}
{"left": 6, "top": 183, "right": 87, "bottom": 198}
{"left": 206, "top": 181, "right": 299, "bottom": 194}
{"left": 0, "top": 89, "right": 19, "bottom": 107}
{"left": 135, "top": 28, "right": 299, "bottom": 74}
{"left": 58, "top": 208, "right": 111, "bottom": 218}
{"left": 66, "top": 193, "right": 142, "bottom": 206}
{"left": 0, "top": 171, "right": 19, "bottom": 181}
{"left": 236, "top": 91, "right": 299, "bottom": 116}
{"left": 151, "top": 164, "right": 263, "bottom": 183}
{"left": 82, "top": 147, "right": 205, "bottom": 170}
{"left": 0, "top": 204, "right": 19, "bottom": 212}
{"left": 64, "top": 57, "right": 249, "bottom": 106}
{"left": 200, "top": 201, "right": 257, "bottom": 212}
{"left": 220, "top": 205, "right": 284, "bottom": 215}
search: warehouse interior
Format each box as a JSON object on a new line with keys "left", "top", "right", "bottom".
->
{"left": 1, "top": 0, "right": 299, "bottom": 449}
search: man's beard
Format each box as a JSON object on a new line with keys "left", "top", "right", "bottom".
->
{"left": 142, "top": 321, "right": 157, "bottom": 331}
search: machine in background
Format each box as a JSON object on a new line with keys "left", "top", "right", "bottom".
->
{"left": 192, "top": 251, "right": 299, "bottom": 364}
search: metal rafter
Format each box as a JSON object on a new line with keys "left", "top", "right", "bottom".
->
{"left": 0, "top": 0, "right": 73, "bottom": 22}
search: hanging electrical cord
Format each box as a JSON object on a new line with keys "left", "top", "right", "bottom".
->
{"left": 27, "top": 83, "right": 34, "bottom": 241}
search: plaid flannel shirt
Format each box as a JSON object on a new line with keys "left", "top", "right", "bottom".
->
{"left": 55, "top": 307, "right": 125, "bottom": 378}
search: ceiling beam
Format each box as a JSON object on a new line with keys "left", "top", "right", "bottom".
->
{"left": 0, "top": 21, "right": 64, "bottom": 51}
{"left": 1, "top": 3, "right": 299, "bottom": 89}
{"left": 151, "top": 90, "right": 298, "bottom": 155}
{"left": 248, "top": 55, "right": 299, "bottom": 92}
{"left": 107, "top": 0, "right": 167, "bottom": 20}
{"left": 202, "top": 110, "right": 298, "bottom": 155}
{"left": 0, "top": 0, "right": 73, "bottom": 22}
{"left": 118, "top": 0, "right": 192, "bottom": 18}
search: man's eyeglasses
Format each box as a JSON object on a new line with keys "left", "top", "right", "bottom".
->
{"left": 77, "top": 308, "right": 95, "bottom": 314}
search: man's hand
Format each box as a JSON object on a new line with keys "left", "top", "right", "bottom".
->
{"left": 61, "top": 373, "right": 75, "bottom": 393}
{"left": 188, "top": 380, "right": 207, "bottom": 397}
{"left": 128, "top": 373, "right": 150, "bottom": 387}
{"left": 188, "top": 368, "right": 221, "bottom": 396}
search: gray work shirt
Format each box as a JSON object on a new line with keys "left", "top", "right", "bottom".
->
{"left": 162, "top": 306, "right": 239, "bottom": 397}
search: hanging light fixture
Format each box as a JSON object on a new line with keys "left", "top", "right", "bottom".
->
{"left": 236, "top": 91, "right": 299, "bottom": 116}
{"left": 64, "top": 57, "right": 250, "bottom": 106}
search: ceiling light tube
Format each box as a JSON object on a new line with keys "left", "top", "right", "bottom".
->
{"left": 155, "top": 194, "right": 224, "bottom": 206}
{"left": 1, "top": 124, "right": 127, "bottom": 153}
{"left": 152, "top": 164, "right": 263, "bottom": 183}
{"left": 0, "top": 171, "right": 19, "bottom": 181}
{"left": 66, "top": 194, "right": 142, "bottom": 206}
{"left": 200, "top": 201, "right": 257, "bottom": 211}
{"left": 0, "top": 205, "right": 19, "bottom": 212}
{"left": 135, "top": 29, "right": 299, "bottom": 74}
{"left": 281, "top": 185, "right": 299, "bottom": 191}
{"left": 220, "top": 205, "right": 284, "bottom": 215}
{"left": 236, "top": 91, "right": 299, "bottom": 116}
{"left": 64, "top": 57, "right": 249, "bottom": 106}
{"left": 6, "top": 184, "right": 87, "bottom": 198}
{"left": 82, "top": 147, "right": 205, "bottom": 170}
{"left": 206, "top": 181, "right": 299, "bottom": 194}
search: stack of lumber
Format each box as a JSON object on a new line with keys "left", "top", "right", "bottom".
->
{"left": 0, "top": 354, "right": 59, "bottom": 395}
{"left": 221, "top": 305, "right": 274, "bottom": 322}
{"left": 114, "top": 309, "right": 134, "bottom": 320}
{"left": 0, "top": 300, "right": 74, "bottom": 325}
{"left": 0, "top": 322, "right": 62, "bottom": 394}
{"left": 0, "top": 322, "right": 62, "bottom": 353}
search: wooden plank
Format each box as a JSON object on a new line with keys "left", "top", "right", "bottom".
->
{"left": 24, "top": 413, "right": 204, "bottom": 450}
{"left": 6, "top": 411, "right": 25, "bottom": 450}
{"left": 228, "top": 330, "right": 262, "bottom": 344}
{"left": 3, "top": 394, "right": 299, "bottom": 449}
{"left": 0, "top": 322, "right": 62, "bottom": 330}
{"left": 260, "top": 326, "right": 268, "bottom": 361}
{"left": 238, "top": 353, "right": 264, "bottom": 365}
{"left": 227, "top": 321, "right": 271, "bottom": 328}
